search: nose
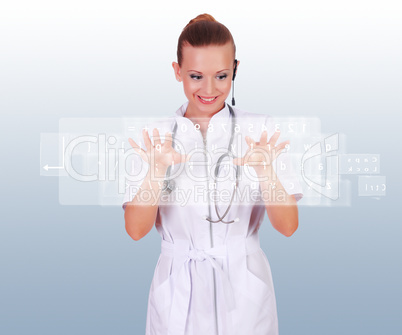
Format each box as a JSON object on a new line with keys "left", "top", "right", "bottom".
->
{"left": 203, "top": 76, "right": 215, "bottom": 96}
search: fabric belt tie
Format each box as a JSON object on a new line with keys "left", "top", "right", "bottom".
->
{"left": 160, "top": 235, "right": 261, "bottom": 335}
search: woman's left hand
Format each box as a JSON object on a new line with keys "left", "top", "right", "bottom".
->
{"left": 233, "top": 130, "right": 289, "bottom": 176}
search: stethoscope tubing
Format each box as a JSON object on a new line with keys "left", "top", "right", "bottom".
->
{"left": 163, "top": 104, "right": 239, "bottom": 224}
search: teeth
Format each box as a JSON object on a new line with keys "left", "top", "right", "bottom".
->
{"left": 199, "top": 96, "right": 216, "bottom": 102}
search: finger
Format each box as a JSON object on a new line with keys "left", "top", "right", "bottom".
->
{"left": 164, "top": 132, "right": 173, "bottom": 150}
{"left": 129, "top": 137, "right": 146, "bottom": 154}
{"left": 245, "top": 136, "right": 256, "bottom": 149}
{"left": 272, "top": 141, "right": 290, "bottom": 159}
{"left": 142, "top": 129, "right": 152, "bottom": 151}
{"left": 128, "top": 138, "right": 148, "bottom": 162}
{"left": 268, "top": 130, "right": 281, "bottom": 147}
{"left": 260, "top": 130, "right": 268, "bottom": 146}
{"left": 180, "top": 153, "right": 191, "bottom": 164}
{"left": 152, "top": 128, "right": 162, "bottom": 147}
{"left": 275, "top": 140, "right": 290, "bottom": 152}
{"left": 128, "top": 137, "right": 141, "bottom": 150}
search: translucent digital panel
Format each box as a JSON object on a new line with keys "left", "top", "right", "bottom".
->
{"left": 358, "top": 176, "right": 386, "bottom": 197}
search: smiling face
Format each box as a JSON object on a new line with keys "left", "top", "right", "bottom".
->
{"left": 172, "top": 42, "right": 238, "bottom": 119}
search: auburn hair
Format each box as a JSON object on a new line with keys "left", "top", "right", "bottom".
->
{"left": 177, "top": 13, "right": 236, "bottom": 67}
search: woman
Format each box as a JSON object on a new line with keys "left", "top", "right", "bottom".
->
{"left": 123, "top": 13, "right": 303, "bottom": 335}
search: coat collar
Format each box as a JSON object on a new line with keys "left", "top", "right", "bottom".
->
{"left": 175, "top": 101, "right": 231, "bottom": 125}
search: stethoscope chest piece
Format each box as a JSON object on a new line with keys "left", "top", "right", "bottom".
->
{"left": 162, "top": 179, "right": 176, "bottom": 194}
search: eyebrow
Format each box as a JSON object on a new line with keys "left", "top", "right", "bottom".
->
{"left": 187, "top": 69, "right": 230, "bottom": 74}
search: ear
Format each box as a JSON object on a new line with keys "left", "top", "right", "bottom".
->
{"left": 172, "top": 62, "right": 182, "bottom": 82}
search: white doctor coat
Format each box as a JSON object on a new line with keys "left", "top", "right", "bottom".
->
{"left": 123, "top": 102, "right": 303, "bottom": 335}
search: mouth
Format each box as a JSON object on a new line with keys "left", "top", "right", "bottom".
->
{"left": 197, "top": 95, "right": 218, "bottom": 104}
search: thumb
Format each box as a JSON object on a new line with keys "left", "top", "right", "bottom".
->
{"left": 183, "top": 154, "right": 190, "bottom": 163}
{"left": 232, "top": 157, "right": 243, "bottom": 166}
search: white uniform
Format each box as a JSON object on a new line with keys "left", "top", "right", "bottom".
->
{"left": 123, "top": 102, "right": 303, "bottom": 335}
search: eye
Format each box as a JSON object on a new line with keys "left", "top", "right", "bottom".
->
{"left": 217, "top": 74, "right": 228, "bottom": 80}
{"left": 190, "top": 74, "right": 202, "bottom": 80}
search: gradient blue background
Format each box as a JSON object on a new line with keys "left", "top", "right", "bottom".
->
{"left": 1, "top": 1, "right": 401, "bottom": 334}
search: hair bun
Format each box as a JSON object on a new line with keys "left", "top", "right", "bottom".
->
{"left": 185, "top": 13, "right": 216, "bottom": 29}
{"left": 177, "top": 13, "right": 235, "bottom": 67}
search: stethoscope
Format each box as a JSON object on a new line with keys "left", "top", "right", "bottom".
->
{"left": 162, "top": 103, "right": 240, "bottom": 224}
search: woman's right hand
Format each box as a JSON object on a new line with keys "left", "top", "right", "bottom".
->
{"left": 128, "top": 128, "right": 188, "bottom": 177}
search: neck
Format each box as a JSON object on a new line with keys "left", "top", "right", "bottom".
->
{"left": 184, "top": 101, "right": 226, "bottom": 122}
{"left": 184, "top": 102, "right": 226, "bottom": 138}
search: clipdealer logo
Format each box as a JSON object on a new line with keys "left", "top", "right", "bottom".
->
{"left": 61, "top": 132, "right": 289, "bottom": 195}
